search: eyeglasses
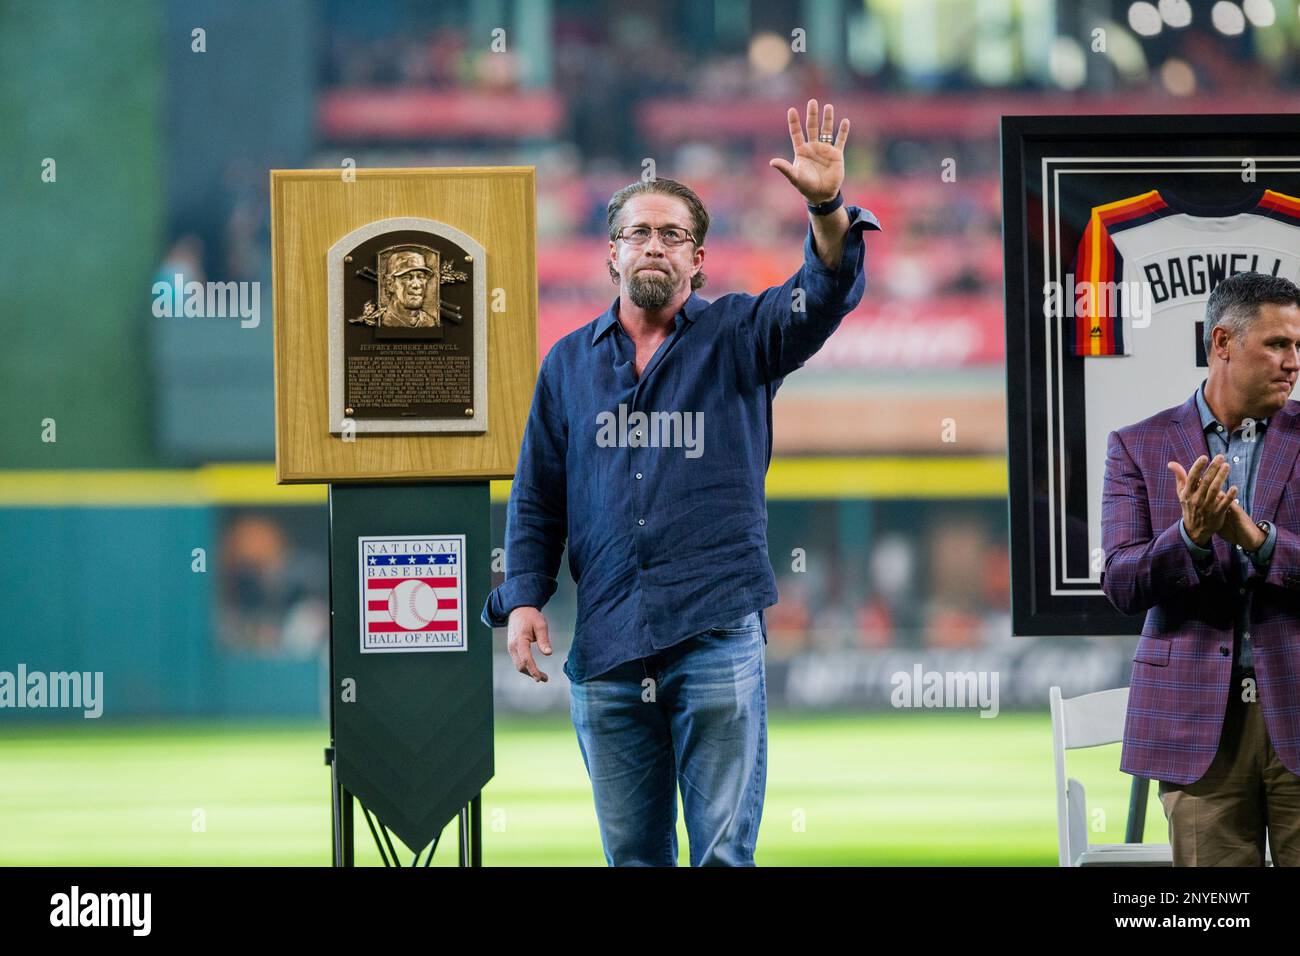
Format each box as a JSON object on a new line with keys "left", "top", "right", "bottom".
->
{"left": 615, "top": 225, "right": 696, "bottom": 248}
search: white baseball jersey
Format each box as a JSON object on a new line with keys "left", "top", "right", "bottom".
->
{"left": 1068, "top": 188, "right": 1300, "bottom": 569}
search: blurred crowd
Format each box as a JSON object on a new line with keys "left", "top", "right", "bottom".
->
{"left": 195, "top": 0, "right": 1300, "bottom": 656}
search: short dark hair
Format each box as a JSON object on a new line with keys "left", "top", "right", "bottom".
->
{"left": 1204, "top": 271, "right": 1300, "bottom": 358}
{"left": 606, "top": 177, "right": 709, "bottom": 290}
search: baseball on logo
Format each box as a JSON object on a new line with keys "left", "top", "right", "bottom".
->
{"left": 387, "top": 579, "right": 440, "bottom": 630}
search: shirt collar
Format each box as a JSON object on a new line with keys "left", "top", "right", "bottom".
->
{"left": 1195, "top": 380, "right": 1269, "bottom": 434}
{"left": 591, "top": 291, "right": 709, "bottom": 346}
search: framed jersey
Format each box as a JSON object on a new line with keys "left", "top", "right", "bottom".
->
{"left": 1002, "top": 114, "right": 1300, "bottom": 636}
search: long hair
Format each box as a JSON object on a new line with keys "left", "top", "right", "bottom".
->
{"left": 606, "top": 177, "right": 709, "bottom": 290}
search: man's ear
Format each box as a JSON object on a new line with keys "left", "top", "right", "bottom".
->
{"left": 608, "top": 242, "right": 621, "bottom": 285}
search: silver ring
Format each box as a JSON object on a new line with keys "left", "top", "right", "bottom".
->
{"left": 819, "top": 134, "right": 835, "bottom": 143}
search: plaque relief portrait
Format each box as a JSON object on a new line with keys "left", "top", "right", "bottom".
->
{"left": 349, "top": 245, "right": 471, "bottom": 336}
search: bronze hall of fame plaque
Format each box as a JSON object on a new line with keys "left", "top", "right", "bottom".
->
{"left": 327, "top": 217, "right": 487, "bottom": 435}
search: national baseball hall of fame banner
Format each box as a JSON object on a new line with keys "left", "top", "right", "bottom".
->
{"left": 359, "top": 535, "right": 466, "bottom": 653}
{"left": 1002, "top": 115, "right": 1300, "bottom": 636}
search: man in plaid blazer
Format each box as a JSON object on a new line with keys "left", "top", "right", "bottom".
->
{"left": 1102, "top": 271, "right": 1300, "bottom": 866}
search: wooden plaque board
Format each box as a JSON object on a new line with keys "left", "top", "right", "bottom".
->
{"left": 271, "top": 166, "right": 536, "bottom": 483}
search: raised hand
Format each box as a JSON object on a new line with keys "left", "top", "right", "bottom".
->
{"left": 769, "top": 98, "right": 848, "bottom": 205}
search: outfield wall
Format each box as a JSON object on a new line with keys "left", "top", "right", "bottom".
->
{"left": 0, "top": 458, "right": 1139, "bottom": 722}
{"left": 0, "top": 504, "right": 325, "bottom": 722}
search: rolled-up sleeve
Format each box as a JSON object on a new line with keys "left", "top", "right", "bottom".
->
{"left": 481, "top": 352, "right": 568, "bottom": 628}
{"left": 749, "top": 204, "right": 882, "bottom": 381}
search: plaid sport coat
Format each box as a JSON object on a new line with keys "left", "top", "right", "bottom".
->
{"left": 1102, "top": 388, "right": 1300, "bottom": 784}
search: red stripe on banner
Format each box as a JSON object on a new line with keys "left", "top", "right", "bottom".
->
{"left": 366, "top": 599, "right": 459, "bottom": 611}
{"left": 366, "top": 620, "right": 460, "bottom": 633}
{"left": 366, "top": 576, "right": 458, "bottom": 589}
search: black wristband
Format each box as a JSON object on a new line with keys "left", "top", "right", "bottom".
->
{"left": 807, "top": 191, "right": 844, "bottom": 216}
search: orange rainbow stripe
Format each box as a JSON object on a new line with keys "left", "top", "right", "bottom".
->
{"left": 1073, "top": 190, "right": 1167, "bottom": 356}
{"left": 1259, "top": 189, "right": 1300, "bottom": 223}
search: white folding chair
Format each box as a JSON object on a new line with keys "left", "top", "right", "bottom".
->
{"left": 1050, "top": 685, "right": 1172, "bottom": 866}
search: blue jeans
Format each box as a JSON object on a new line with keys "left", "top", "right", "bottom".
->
{"left": 568, "top": 611, "right": 767, "bottom": 866}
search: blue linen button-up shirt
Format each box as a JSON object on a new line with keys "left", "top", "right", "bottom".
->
{"left": 1179, "top": 380, "right": 1278, "bottom": 669}
{"left": 481, "top": 204, "right": 882, "bottom": 682}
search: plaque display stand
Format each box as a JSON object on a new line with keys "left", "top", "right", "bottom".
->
{"left": 270, "top": 166, "right": 537, "bottom": 866}
{"left": 325, "top": 482, "right": 492, "bottom": 866}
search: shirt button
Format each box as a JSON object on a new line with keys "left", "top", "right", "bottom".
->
{"left": 1239, "top": 587, "right": 1246, "bottom": 595}
{"left": 635, "top": 472, "right": 643, "bottom": 480}
{"left": 1233, "top": 456, "right": 1240, "bottom": 463}
{"left": 1218, "top": 426, "right": 1225, "bottom": 432}
{"left": 638, "top": 518, "right": 646, "bottom": 526}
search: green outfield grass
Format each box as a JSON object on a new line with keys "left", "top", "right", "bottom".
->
{"left": 0, "top": 712, "right": 1169, "bottom": 866}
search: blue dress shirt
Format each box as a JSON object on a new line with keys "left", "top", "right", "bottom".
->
{"left": 1179, "top": 380, "right": 1277, "bottom": 669}
{"left": 482, "top": 204, "right": 882, "bottom": 682}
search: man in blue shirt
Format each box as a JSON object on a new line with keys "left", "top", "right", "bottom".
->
{"left": 481, "top": 100, "right": 881, "bottom": 865}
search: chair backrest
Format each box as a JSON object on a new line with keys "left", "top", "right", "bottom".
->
{"left": 1050, "top": 686, "right": 1130, "bottom": 865}
{"left": 1054, "top": 686, "right": 1129, "bottom": 749}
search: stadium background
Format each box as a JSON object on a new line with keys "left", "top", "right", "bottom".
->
{"left": 3, "top": 0, "right": 1296, "bottom": 864}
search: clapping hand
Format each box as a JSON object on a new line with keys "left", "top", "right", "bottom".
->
{"left": 1167, "top": 454, "right": 1236, "bottom": 547}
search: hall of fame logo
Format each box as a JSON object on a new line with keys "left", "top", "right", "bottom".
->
{"left": 358, "top": 534, "right": 466, "bottom": 653}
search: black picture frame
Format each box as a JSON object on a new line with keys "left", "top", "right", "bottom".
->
{"left": 1002, "top": 113, "right": 1300, "bottom": 636}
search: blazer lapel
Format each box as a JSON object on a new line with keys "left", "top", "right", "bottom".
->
{"left": 1169, "top": 390, "right": 1210, "bottom": 489}
{"left": 1251, "top": 400, "right": 1300, "bottom": 522}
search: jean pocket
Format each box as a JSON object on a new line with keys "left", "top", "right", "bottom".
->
{"left": 707, "top": 611, "right": 760, "bottom": 636}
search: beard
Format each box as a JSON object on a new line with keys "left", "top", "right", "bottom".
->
{"left": 627, "top": 268, "right": 674, "bottom": 309}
